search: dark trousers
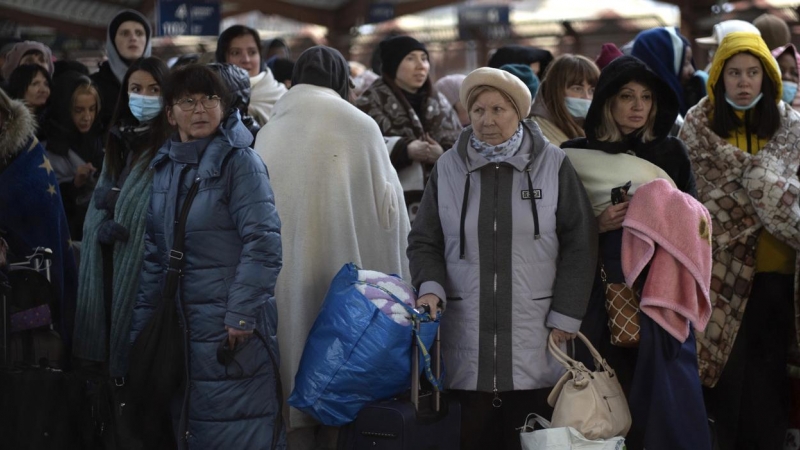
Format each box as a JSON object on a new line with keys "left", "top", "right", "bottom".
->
{"left": 450, "top": 388, "right": 553, "bottom": 450}
{"left": 704, "top": 272, "right": 794, "bottom": 450}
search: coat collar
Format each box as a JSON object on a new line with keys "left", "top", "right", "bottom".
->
{"left": 0, "top": 95, "right": 36, "bottom": 162}
{"left": 150, "top": 110, "right": 253, "bottom": 178}
{"left": 455, "top": 119, "right": 546, "bottom": 172}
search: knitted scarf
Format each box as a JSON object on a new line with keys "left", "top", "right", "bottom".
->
{"left": 470, "top": 124, "right": 523, "bottom": 162}
{"left": 678, "top": 96, "right": 800, "bottom": 387}
{"left": 72, "top": 155, "right": 154, "bottom": 376}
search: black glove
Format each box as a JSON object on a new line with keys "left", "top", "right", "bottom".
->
{"left": 93, "top": 184, "right": 118, "bottom": 211}
{"left": 98, "top": 220, "right": 129, "bottom": 245}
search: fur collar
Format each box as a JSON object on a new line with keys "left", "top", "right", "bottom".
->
{"left": 0, "top": 96, "right": 36, "bottom": 162}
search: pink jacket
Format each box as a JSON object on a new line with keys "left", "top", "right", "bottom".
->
{"left": 621, "top": 179, "right": 712, "bottom": 342}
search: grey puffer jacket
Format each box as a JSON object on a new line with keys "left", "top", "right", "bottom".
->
{"left": 408, "top": 120, "right": 598, "bottom": 393}
{"left": 130, "top": 111, "right": 284, "bottom": 449}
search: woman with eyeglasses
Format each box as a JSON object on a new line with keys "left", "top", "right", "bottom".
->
{"left": 129, "top": 64, "right": 284, "bottom": 448}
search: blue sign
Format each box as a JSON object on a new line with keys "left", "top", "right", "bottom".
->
{"left": 157, "top": 0, "right": 221, "bottom": 37}
{"left": 458, "top": 5, "right": 510, "bottom": 27}
{"left": 367, "top": 3, "right": 395, "bottom": 24}
{"left": 458, "top": 5, "right": 511, "bottom": 41}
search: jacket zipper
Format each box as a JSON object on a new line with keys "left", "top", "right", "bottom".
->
{"left": 745, "top": 110, "right": 752, "bottom": 154}
{"left": 492, "top": 164, "right": 501, "bottom": 408}
{"left": 180, "top": 292, "right": 191, "bottom": 446}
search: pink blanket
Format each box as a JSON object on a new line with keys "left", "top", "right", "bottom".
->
{"left": 621, "top": 179, "right": 713, "bottom": 342}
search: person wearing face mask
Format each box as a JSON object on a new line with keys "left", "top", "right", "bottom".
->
{"left": 41, "top": 72, "right": 105, "bottom": 242}
{"left": 72, "top": 58, "right": 171, "bottom": 389}
{"left": 91, "top": 10, "right": 152, "bottom": 135}
{"left": 529, "top": 54, "right": 599, "bottom": 146}
{"left": 216, "top": 25, "right": 287, "bottom": 127}
{"left": 561, "top": 55, "right": 704, "bottom": 450}
{"left": 356, "top": 35, "right": 461, "bottom": 222}
{"left": 631, "top": 27, "right": 706, "bottom": 128}
{"left": 678, "top": 32, "right": 800, "bottom": 450}
{"left": 772, "top": 43, "right": 800, "bottom": 111}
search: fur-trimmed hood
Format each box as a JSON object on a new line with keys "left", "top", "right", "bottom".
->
{"left": 0, "top": 88, "right": 36, "bottom": 162}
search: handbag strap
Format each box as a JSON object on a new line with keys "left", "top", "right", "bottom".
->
{"left": 520, "top": 413, "right": 552, "bottom": 432}
{"left": 547, "top": 332, "right": 612, "bottom": 374}
{"left": 162, "top": 167, "right": 201, "bottom": 301}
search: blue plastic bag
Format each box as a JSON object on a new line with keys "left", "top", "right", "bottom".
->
{"left": 288, "top": 263, "right": 439, "bottom": 426}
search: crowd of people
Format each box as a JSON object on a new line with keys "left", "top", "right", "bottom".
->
{"left": 0, "top": 7, "right": 799, "bottom": 450}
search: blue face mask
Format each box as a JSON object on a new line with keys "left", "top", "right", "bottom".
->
{"left": 565, "top": 97, "right": 591, "bottom": 118}
{"left": 129, "top": 93, "right": 163, "bottom": 123}
{"left": 724, "top": 92, "right": 764, "bottom": 111}
{"left": 782, "top": 81, "right": 798, "bottom": 104}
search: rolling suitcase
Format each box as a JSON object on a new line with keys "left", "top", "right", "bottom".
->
{"left": 337, "top": 311, "right": 461, "bottom": 450}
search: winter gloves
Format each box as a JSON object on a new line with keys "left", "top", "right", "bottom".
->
{"left": 98, "top": 220, "right": 129, "bottom": 245}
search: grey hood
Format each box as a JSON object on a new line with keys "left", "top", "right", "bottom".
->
{"left": 105, "top": 9, "right": 152, "bottom": 83}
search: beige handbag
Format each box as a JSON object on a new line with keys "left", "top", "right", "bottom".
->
{"left": 547, "top": 332, "right": 632, "bottom": 440}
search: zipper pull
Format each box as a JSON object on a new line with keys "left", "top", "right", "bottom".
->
{"left": 492, "top": 389, "right": 503, "bottom": 408}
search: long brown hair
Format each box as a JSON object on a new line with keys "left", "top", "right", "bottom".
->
{"left": 539, "top": 54, "right": 599, "bottom": 139}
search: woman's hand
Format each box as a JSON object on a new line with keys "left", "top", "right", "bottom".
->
{"left": 74, "top": 162, "right": 96, "bottom": 188}
{"left": 423, "top": 134, "right": 444, "bottom": 163}
{"left": 415, "top": 293, "right": 443, "bottom": 316}
{"left": 550, "top": 328, "right": 577, "bottom": 345}
{"left": 407, "top": 139, "right": 431, "bottom": 163}
{"left": 597, "top": 202, "right": 629, "bottom": 233}
{"left": 225, "top": 326, "right": 253, "bottom": 349}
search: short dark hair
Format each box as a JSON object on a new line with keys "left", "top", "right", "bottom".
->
{"left": 106, "top": 56, "right": 170, "bottom": 179}
{"left": 6, "top": 63, "right": 50, "bottom": 102}
{"left": 711, "top": 53, "right": 780, "bottom": 140}
{"left": 216, "top": 25, "right": 262, "bottom": 64}
{"left": 164, "top": 64, "right": 229, "bottom": 112}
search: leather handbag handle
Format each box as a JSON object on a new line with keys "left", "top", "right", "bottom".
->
{"left": 548, "top": 332, "right": 613, "bottom": 374}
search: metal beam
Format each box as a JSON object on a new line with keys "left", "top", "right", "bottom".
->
{"left": 0, "top": 6, "right": 106, "bottom": 39}
{"left": 394, "top": 0, "right": 462, "bottom": 18}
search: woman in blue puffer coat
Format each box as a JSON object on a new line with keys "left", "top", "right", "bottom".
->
{"left": 130, "top": 64, "right": 284, "bottom": 449}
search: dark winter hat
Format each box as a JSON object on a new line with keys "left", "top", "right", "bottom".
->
{"left": 595, "top": 43, "right": 624, "bottom": 70}
{"left": 379, "top": 35, "right": 428, "bottom": 78}
{"left": 499, "top": 63, "right": 540, "bottom": 98}
{"left": 269, "top": 58, "right": 295, "bottom": 83}
{"left": 109, "top": 10, "right": 151, "bottom": 51}
{"left": 488, "top": 45, "right": 553, "bottom": 75}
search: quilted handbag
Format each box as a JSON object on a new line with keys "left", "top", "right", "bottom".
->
{"left": 601, "top": 264, "right": 640, "bottom": 348}
{"left": 547, "top": 333, "right": 632, "bottom": 440}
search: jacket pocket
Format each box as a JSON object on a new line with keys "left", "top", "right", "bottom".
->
{"left": 531, "top": 296, "right": 552, "bottom": 301}
{"left": 446, "top": 296, "right": 463, "bottom": 301}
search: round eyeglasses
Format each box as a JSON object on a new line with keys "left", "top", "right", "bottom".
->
{"left": 173, "top": 95, "right": 221, "bottom": 111}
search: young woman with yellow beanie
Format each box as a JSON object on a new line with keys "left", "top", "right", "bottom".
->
{"left": 678, "top": 31, "right": 800, "bottom": 450}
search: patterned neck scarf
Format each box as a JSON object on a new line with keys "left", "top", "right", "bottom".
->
{"left": 470, "top": 124, "right": 524, "bottom": 163}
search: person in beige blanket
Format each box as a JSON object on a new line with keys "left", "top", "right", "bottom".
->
{"left": 254, "top": 45, "right": 411, "bottom": 450}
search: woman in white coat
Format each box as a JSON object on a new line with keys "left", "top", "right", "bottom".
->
{"left": 254, "top": 45, "right": 411, "bottom": 450}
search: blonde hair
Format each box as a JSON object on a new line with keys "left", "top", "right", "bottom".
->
{"left": 72, "top": 83, "right": 101, "bottom": 114}
{"left": 595, "top": 89, "right": 657, "bottom": 143}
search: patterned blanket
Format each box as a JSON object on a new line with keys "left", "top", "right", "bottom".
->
{"left": 679, "top": 97, "right": 800, "bottom": 387}
{"left": 356, "top": 269, "right": 417, "bottom": 326}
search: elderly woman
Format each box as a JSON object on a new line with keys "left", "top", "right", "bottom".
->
{"left": 407, "top": 68, "right": 598, "bottom": 450}
{"left": 130, "top": 65, "right": 283, "bottom": 448}
{"left": 678, "top": 32, "right": 800, "bottom": 450}
{"left": 562, "top": 55, "right": 706, "bottom": 450}
{"left": 356, "top": 35, "right": 461, "bottom": 221}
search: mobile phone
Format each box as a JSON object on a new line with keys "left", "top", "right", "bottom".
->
{"left": 611, "top": 181, "right": 632, "bottom": 205}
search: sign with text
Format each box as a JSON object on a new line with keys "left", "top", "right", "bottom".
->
{"left": 367, "top": 3, "right": 394, "bottom": 24}
{"left": 458, "top": 5, "right": 511, "bottom": 40}
{"left": 157, "top": 0, "right": 220, "bottom": 37}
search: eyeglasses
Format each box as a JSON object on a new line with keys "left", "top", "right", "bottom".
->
{"left": 173, "top": 95, "right": 221, "bottom": 111}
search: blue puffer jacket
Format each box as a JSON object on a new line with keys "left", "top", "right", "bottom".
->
{"left": 130, "top": 111, "right": 284, "bottom": 449}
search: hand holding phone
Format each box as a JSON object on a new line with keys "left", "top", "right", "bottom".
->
{"left": 611, "top": 181, "right": 632, "bottom": 205}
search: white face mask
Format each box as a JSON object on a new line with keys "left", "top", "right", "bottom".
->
{"left": 724, "top": 93, "right": 763, "bottom": 111}
{"left": 564, "top": 97, "right": 591, "bottom": 118}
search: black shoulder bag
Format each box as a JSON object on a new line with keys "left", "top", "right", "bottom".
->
{"left": 127, "top": 167, "right": 201, "bottom": 446}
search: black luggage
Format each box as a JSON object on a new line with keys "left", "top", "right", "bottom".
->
{"left": 337, "top": 315, "right": 461, "bottom": 450}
